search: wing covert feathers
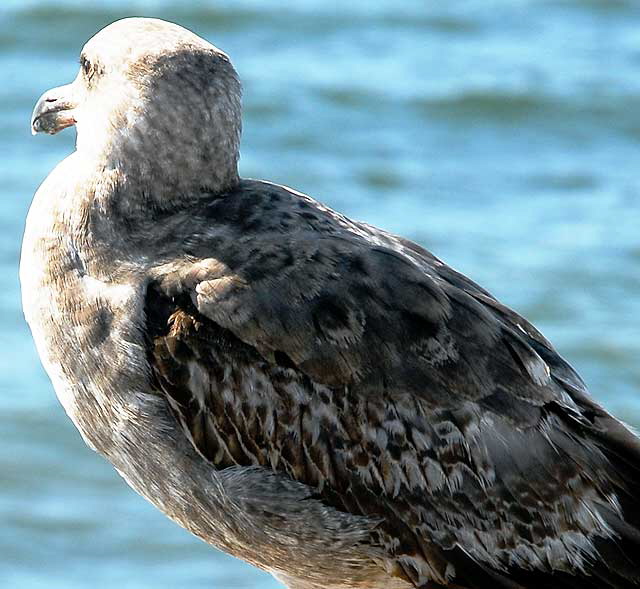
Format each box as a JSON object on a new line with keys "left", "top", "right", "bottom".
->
{"left": 144, "top": 181, "right": 640, "bottom": 588}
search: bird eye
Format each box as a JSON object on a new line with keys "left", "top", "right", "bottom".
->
{"left": 80, "top": 55, "right": 94, "bottom": 81}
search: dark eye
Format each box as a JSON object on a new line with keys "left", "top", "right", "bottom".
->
{"left": 80, "top": 55, "right": 94, "bottom": 81}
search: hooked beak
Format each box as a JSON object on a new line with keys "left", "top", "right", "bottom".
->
{"left": 31, "top": 84, "right": 78, "bottom": 135}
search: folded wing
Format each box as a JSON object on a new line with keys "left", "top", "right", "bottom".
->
{"left": 145, "top": 181, "right": 640, "bottom": 588}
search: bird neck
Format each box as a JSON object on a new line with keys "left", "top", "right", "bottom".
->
{"left": 86, "top": 131, "right": 240, "bottom": 213}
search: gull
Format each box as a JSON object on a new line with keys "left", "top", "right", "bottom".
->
{"left": 22, "top": 17, "right": 640, "bottom": 589}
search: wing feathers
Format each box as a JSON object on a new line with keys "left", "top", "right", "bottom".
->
{"left": 143, "top": 181, "right": 640, "bottom": 587}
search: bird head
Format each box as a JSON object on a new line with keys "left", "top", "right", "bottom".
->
{"left": 31, "top": 17, "right": 242, "bottom": 194}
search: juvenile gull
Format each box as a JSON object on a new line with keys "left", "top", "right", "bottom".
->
{"left": 22, "top": 17, "right": 640, "bottom": 589}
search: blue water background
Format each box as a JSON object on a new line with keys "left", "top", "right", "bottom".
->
{"left": 1, "top": 1, "right": 639, "bottom": 587}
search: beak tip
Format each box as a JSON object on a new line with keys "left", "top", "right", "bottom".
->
{"left": 31, "top": 84, "right": 77, "bottom": 136}
{"left": 30, "top": 116, "right": 42, "bottom": 136}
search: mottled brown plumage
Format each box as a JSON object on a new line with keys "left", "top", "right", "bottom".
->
{"left": 140, "top": 179, "right": 640, "bottom": 588}
{"left": 22, "top": 17, "right": 640, "bottom": 589}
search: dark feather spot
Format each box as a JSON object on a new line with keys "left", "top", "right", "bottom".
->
{"left": 401, "top": 310, "right": 440, "bottom": 341}
{"left": 274, "top": 350, "right": 297, "bottom": 369}
{"left": 88, "top": 307, "right": 112, "bottom": 345}
{"left": 313, "top": 295, "right": 352, "bottom": 334}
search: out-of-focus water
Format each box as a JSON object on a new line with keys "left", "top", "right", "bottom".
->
{"left": 1, "top": 1, "right": 639, "bottom": 587}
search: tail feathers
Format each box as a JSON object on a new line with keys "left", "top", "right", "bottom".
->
{"left": 421, "top": 385, "right": 640, "bottom": 589}
{"left": 558, "top": 379, "right": 640, "bottom": 587}
{"left": 436, "top": 543, "right": 640, "bottom": 589}
{"left": 591, "top": 410, "right": 640, "bottom": 586}
{"left": 435, "top": 481, "right": 640, "bottom": 589}
{"left": 589, "top": 445, "right": 640, "bottom": 588}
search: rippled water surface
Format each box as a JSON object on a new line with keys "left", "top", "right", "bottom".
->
{"left": 1, "top": 1, "right": 639, "bottom": 587}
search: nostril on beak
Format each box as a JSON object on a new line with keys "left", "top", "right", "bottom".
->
{"left": 45, "top": 97, "right": 57, "bottom": 103}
